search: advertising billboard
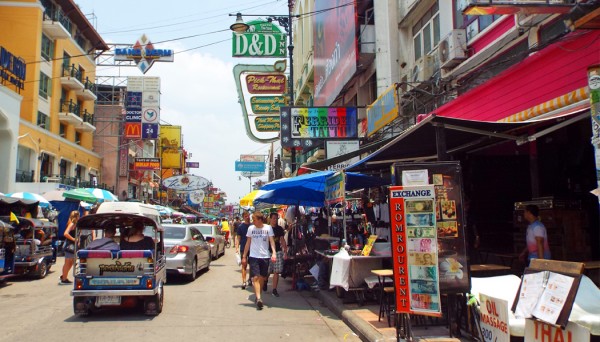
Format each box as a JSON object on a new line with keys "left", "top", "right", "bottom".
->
{"left": 134, "top": 158, "right": 160, "bottom": 170}
{"left": 115, "top": 35, "right": 174, "bottom": 74}
{"left": 280, "top": 107, "right": 358, "bottom": 149}
{"left": 313, "top": 0, "right": 357, "bottom": 106}
{"left": 367, "top": 84, "right": 399, "bottom": 136}
{"left": 232, "top": 20, "right": 287, "bottom": 58}
{"left": 160, "top": 125, "right": 181, "bottom": 169}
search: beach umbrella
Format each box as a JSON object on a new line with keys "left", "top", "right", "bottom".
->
{"left": 85, "top": 188, "right": 118, "bottom": 202}
{"left": 7, "top": 192, "right": 51, "bottom": 208}
{"left": 42, "top": 189, "right": 67, "bottom": 201}
{"left": 80, "top": 201, "right": 93, "bottom": 210}
{"left": 62, "top": 188, "right": 98, "bottom": 203}
{"left": 239, "top": 190, "right": 267, "bottom": 207}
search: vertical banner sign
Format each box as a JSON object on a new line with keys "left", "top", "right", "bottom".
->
{"left": 325, "top": 171, "right": 345, "bottom": 205}
{"left": 160, "top": 126, "right": 181, "bottom": 168}
{"left": 478, "top": 293, "right": 510, "bottom": 342}
{"left": 587, "top": 66, "right": 600, "bottom": 203}
{"left": 390, "top": 185, "right": 442, "bottom": 316}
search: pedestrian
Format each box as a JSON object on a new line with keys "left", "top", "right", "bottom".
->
{"left": 519, "top": 204, "right": 551, "bottom": 265}
{"left": 220, "top": 217, "right": 230, "bottom": 246}
{"left": 87, "top": 222, "right": 119, "bottom": 250}
{"left": 59, "top": 210, "right": 79, "bottom": 285}
{"left": 232, "top": 216, "right": 241, "bottom": 248}
{"left": 241, "top": 212, "right": 277, "bottom": 310}
{"left": 268, "top": 212, "right": 288, "bottom": 297}
{"left": 236, "top": 211, "right": 251, "bottom": 289}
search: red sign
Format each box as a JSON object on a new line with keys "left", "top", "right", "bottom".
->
{"left": 124, "top": 122, "right": 141, "bottom": 139}
{"left": 245, "top": 74, "right": 286, "bottom": 94}
{"left": 389, "top": 186, "right": 411, "bottom": 314}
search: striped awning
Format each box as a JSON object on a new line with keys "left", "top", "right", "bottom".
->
{"left": 498, "top": 87, "right": 589, "bottom": 123}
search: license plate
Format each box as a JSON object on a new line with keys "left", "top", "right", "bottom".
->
{"left": 96, "top": 296, "right": 121, "bottom": 306}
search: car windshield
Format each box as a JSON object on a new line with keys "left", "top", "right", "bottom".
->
{"left": 198, "top": 225, "right": 213, "bottom": 235}
{"left": 164, "top": 226, "right": 186, "bottom": 239}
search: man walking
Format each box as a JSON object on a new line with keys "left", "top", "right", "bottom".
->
{"left": 236, "top": 211, "right": 251, "bottom": 289}
{"left": 242, "top": 212, "right": 277, "bottom": 310}
{"left": 232, "top": 216, "right": 241, "bottom": 248}
{"left": 268, "top": 212, "right": 287, "bottom": 297}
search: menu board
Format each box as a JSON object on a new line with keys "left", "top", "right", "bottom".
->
{"left": 392, "top": 161, "right": 470, "bottom": 293}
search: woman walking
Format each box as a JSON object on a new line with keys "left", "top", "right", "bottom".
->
{"left": 59, "top": 210, "right": 79, "bottom": 285}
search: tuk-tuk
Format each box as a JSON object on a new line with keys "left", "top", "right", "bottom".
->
{"left": 0, "top": 219, "right": 16, "bottom": 280}
{"left": 70, "top": 212, "right": 166, "bottom": 316}
{"left": 0, "top": 216, "right": 57, "bottom": 279}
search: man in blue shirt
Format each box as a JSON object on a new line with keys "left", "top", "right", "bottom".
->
{"left": 236, "top": 211, "right": 251, "bottom": 289}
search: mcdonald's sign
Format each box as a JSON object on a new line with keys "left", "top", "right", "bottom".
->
{"left": 124, "top": 123, "right": 142, "bottom": 139}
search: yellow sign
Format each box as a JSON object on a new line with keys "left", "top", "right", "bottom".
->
{"left": 362, "top": 235, "right": 378, "bottom": 256}
{"left": 160, "top": 125, "right": 181, "bottom": 169}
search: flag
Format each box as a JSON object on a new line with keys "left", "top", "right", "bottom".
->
{"left": 10, "top": 212, "right": 19, "bottom": 224}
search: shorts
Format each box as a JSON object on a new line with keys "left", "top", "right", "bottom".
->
{"left": 249, "top": 257, "right": 270, "bottom": 278}
{"left": 268, "top": 250, "right": 284, "bottom": 274}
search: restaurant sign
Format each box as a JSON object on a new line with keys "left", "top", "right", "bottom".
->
{"left": 251, "top": 96, "right": 287, "bottom": 114}
{"left": 162, "top": 174, "right": 209, "bottom": 191}
{"left": 246, "top": 74, "right": 286, "bottom": 94}
{"left": 232, "top": 20, "right": 287, "bottom": 58}
{"left": 134, "top": 158, "right": 160, "bottom": 171}
{"left": 115, "top": 34, "right": 174, "bottom": 74}
{"left": 255, "top": 116, "right": 280, "bottom": 132}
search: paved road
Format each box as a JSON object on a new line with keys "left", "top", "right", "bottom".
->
{"left": 0, "top": 251, "right": 360, "bottom": 342}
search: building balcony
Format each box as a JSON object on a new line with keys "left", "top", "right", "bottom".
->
{"left": 60, "top": 64, "right": 84, "bottom": 91}
{"left": 76, "top": 78, "right": 97, "bottom": 101}
{"left": 58, "top": 99, "right": 83, "bottom": 126}
{"left": 75, "top": 109, "right": 96, "bottom": 133}
{"left": 41, "top": 6, "right": 71, "bottom": 40}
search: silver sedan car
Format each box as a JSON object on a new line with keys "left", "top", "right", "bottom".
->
{"left": 163, "top": 224, "right": 211, "bottom": 281}
{"left": 197, "top": 224, "right": 225, "bottom": 260}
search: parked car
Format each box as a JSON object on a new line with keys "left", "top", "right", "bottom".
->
{"left": 163, "top": 224, "right": 211, "bottom": 280}
{"left": 197, "top": 224, "right": 225, "bottom": 259}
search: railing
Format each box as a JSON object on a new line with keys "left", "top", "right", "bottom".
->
{"left": 62, "top": 64, "right": 82, "bottom": 81}
{"left": 83, "top": 78, "right": 96, "bottom": 93}
{"left": 15, "top": 170, "right": 34, "bottom": 183}
{"left": 42, "top": 1, "right": 72, "bottom": 33}
{"left": 81, "top": 109, "right": 94, "bottom": 125}
{"left": 60, "top": 99, "right": 81, "bottom": 115}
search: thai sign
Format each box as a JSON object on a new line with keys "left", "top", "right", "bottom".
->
{"left": 232, "top": 20, "right": 287, "bottom": 58}
{"left": 250, "top": 96, "right": 287, "bottom": 114}
{"left": 162, "top": 174, "right": 209, "bottom": 191}
{"left": 255, "top": 116, "right": 280, "bottom": 132}
{"left": 367, "top": 84, "right": 399, "bottom": 136}
{"left": 134, "top": 158, "right": 160, "bottom": 171}
{"left": 313, "top": 0, "right": 357, "bottom": 105}
{"left": 115, "top": 34, "right": 174, "bottom": 74}
{"left": 324, "top": 171, "right": 345, "bottom": 205}
{"left": 160, "top": 125, "right": 181, "bottom": 169}
{"left": 0, "top": 46, "right": 26, "bottom": 91}
{"left": 246, "top": 74, "right": 286, "bottom": 94}
{"left": 280, "top": 107, "right": 358, "bottom": 149}
{"left": 389, "top": 185, "right": 442, "bottom": 316}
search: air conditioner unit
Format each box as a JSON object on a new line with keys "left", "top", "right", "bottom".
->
{"left": 411, "top": 55, "right": 434, "bottom": 85}
{"left": 439, "top": 29, "right": 467, "bottom": 69}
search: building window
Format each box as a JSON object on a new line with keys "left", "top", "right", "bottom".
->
{"left": 39, "top": 72, "right": 51, "bottom": 99}
{"left": 59, "top": 124, "right": 66, "bottom": 138}
{"left": 41, "top": 34, "right": 53, "bottom": 61}
{"left": 75, "top": 132, "right": 81, "bottom": 145}
{"left": 455, "top": 1, "right": 501, "bottom": 42}
{"left": 37, "top": 111, "right": 50, "bottom": 130}
{"left": 412, "top": 1, "right": 440, "bottom": 61}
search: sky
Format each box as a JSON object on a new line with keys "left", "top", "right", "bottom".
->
{"left": 75, "top": 0, "right": 291, "bottom": 203}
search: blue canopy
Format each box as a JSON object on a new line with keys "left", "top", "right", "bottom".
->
{"left": 254, "top": 188, "right": 325, "bottom": 207}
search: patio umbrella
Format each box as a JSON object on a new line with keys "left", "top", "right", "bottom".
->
{"left": 239, "top": 190, "right": 267, "bottom": 207}
{"left": 7, "top": 192, "right": 51, "bottom": 208}
{"left": 85, "top": 188, "right": 119, "bottom": 202}
{"left": 42, "top": 189, "right": 67, "bottom": 202}
{"left": 261, "top": 171, "right": 388, "bottom": 193}
{"left": 253, "top": 187, "right": 326, "bottom": 207}
{"left": 62, "top": 188, "right": 98, "bottom": 203}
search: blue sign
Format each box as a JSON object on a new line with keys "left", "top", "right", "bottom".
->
{"left": 142, "top": 123, "right": 159, "bottom": 139}
{"left": 126, "top": 91, "right": 142, "bottom": 108}
{"left": 235, "top": 161, "right": 265, "bottom": 172}
{"left": 114, "top": 35, "right": 174, "bottom": 74}
{"left": 126, "top": 110, "right": 142, "bottom": 122}
{"left": 0, "top": 46, "right": 26, "bottom": 90}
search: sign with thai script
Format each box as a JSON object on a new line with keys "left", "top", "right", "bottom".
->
{"left": 86, "top": 258, "right": 147, "bottom": 277}
{"left": 160, "top": 125, "right": 181, "bottom": 168}
{"left": 232, "top": 20, "right": 287, "bottom": 58}
{"left": 115, "top": 34, "right": 174, "bottom": 74}
{"left": 478, "top": 293, "right": 510, "bottom": 342}
{"left": 255, "top": 116, "right": 280, "bottom": 132}
{"left": 250, "top": 96, "right": 287, "bottom": 114}
{"left": 246, "top": 74, "right": 286, "bottom": 94}
{"left": 389, "top": 185, "right": 441, "bottom": 316}
{"left": 324, "top": 171, "right": 345, "bottom": 205}
{"left": 280, "top": 107, "right": 358, "bottom": 149}
{"left": 367, "top": 84, "right": 398, "bottom": 136}
{"left": 134, "top": 158, "right": 160, "bottom": 171}
{"left": 0, "top": 46, "right": 26, "bottom": 91}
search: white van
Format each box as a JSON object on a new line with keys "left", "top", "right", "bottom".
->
{"left": 95, "top": 202, "right": 161, "bottom": 225}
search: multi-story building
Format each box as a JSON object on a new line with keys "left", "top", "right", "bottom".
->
{"left": 0, "top": 0, "right": 109, "bottom": 194}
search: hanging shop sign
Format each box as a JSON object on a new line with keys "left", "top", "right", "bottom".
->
{"left": 324, "top": 171, "right": 345, "bottom": 205}
{"left": 326, "top": 140, "right": 360, "bottom": 171}
{"left": 162, "top": 174, "right": 209, "bottom": 191}
{"left": 0, "top": 46, "right": 26, "bottom": 91}
{"left": 367, "top": 84, "right": 399, "bottom": 136}
{"left": 232, "top": 20, "right": 287, "bottom": 58}
{"left": 239, "top": 154, "right": 265, "bottom": 177}
{"left": 115, "top": 34, "right": 174, "bottom": 74}
{"left": 255, "top": 116, "right": 280, "bottom": 132}
{"left": 280, "top": 106, "right": 358, "bottom": 149}
{"left": 187, "top": 190, "right": 205, "bottom": 205}
{"left": 246, "top": 74, "right": 286, "bottom": 94}
{"left": 142, "top": 123, "right": 159, "bottom": 139}
{"left": 134, "top": 158, "right": 161, "bottom": 171}
{"left": 186, "top": 162, "right": 199, "bottom": 168}
{"left": 250, "top": 95, "right": 287, "bottom": 114}
{"left": 235, "top": 161, "right": 265, "bottom": 173}
{"left": 160, "top": 125, "right": 181, "bottom": 169}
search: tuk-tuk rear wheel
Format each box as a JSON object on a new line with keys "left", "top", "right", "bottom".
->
{"left": 34, "top": 260, "right": 48, "bottom": 279}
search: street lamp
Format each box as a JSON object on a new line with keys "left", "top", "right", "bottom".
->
{"left": 230, "top": 0, "right": 298, "bottom": 172}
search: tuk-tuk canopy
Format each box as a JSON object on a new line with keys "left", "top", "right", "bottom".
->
{"left": 77, "top": 213, "right": 163, "bottom": 232}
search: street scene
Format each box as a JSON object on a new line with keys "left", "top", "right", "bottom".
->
{"left": 1, "top": 0, "right": 600, "bottom": 342}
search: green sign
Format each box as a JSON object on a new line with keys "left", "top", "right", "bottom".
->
{"left": 232, "top": 20, "right": 287, "bottom": 58}
{"left": 255, "top": 116, "right": 280, "bottom": 132}
{"left": 250, "top": 96, "right": 287, "bottom": 114}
